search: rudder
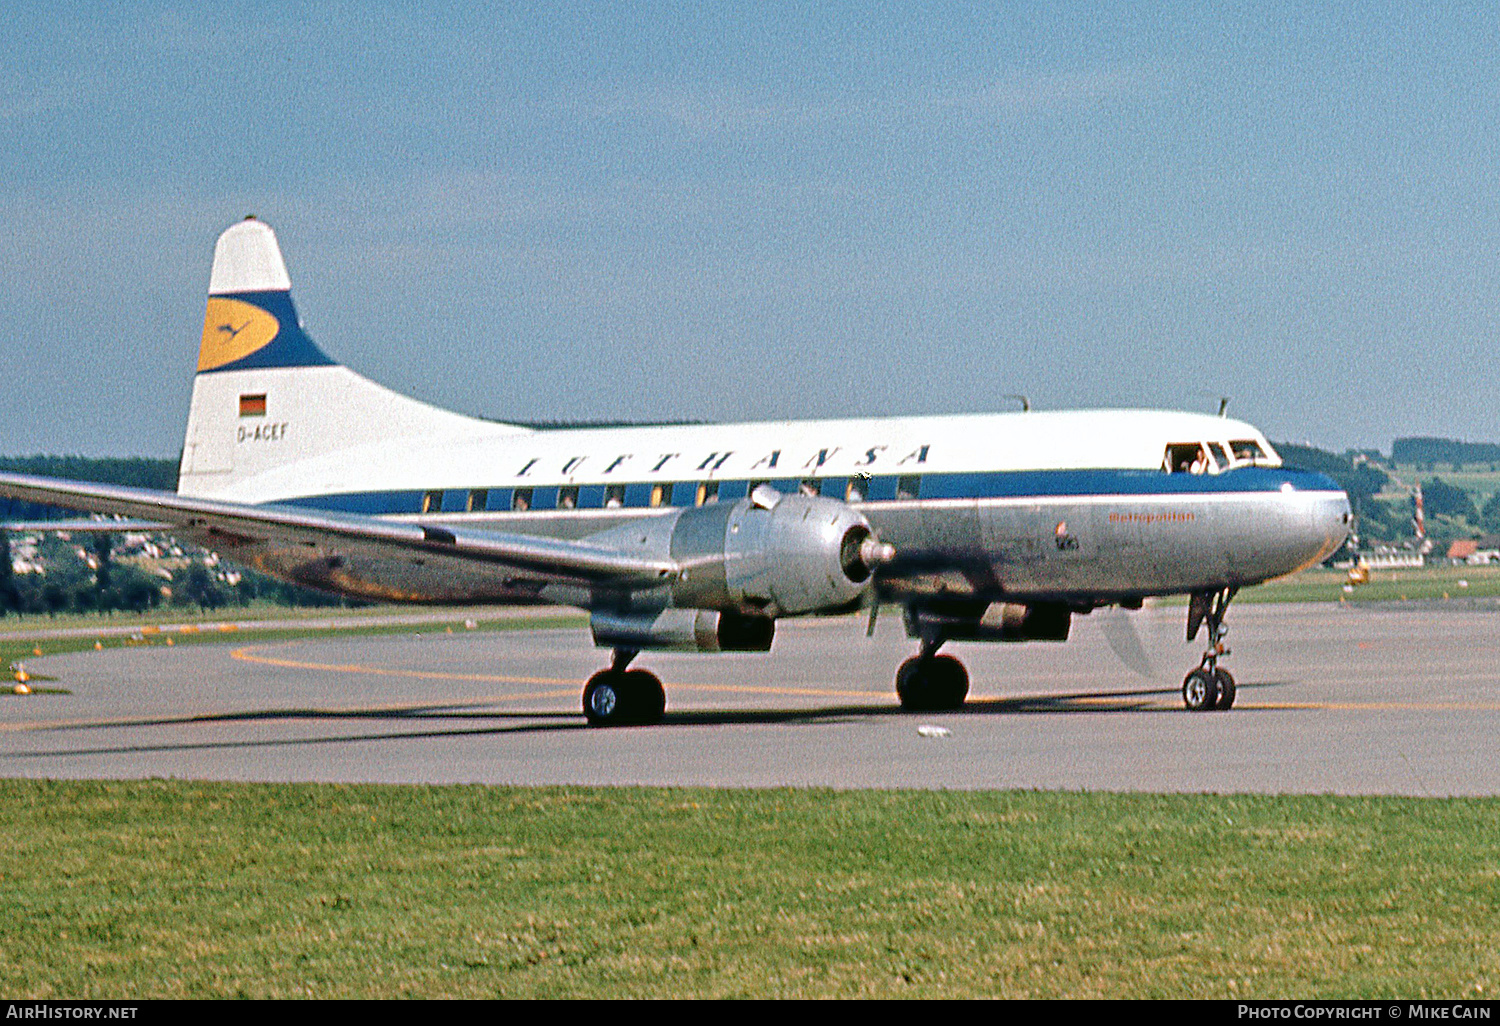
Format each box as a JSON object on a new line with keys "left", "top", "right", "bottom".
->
{"left": 177, "top": 218, "right": 523, "bottom": 502}
{"left": 196, "top": 217, "right": 335, "bottom": 374}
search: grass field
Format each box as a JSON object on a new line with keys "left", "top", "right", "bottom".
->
{"left": 1386, "top": 464, "right": 1500, "bottom": 505}
{"left": 1, "top": 781, "right": 1496, "bottom": 999}
{"left": 1246, "top": 564, "right": 1500, "bottom": 604}
{"left": 4, "top": 580, "right": 1498, "bottom": 998}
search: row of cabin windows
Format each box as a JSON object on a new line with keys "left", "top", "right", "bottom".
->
{"left": 418, "top": 474, "right": 923, "bottom": 514}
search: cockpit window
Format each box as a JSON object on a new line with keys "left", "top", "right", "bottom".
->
{"left": 1165, "top": 443, "right": 1208, "bottom": 474}
{"left": 1164, "top": 443, "right": 1231, "bottom": 475}
{"left": 1229, "top": 439, "right": 1269, "bottom": 465}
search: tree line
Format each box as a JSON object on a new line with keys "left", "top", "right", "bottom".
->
{"left": 1391, "top": 437, "right": 1500, "bottom": 468}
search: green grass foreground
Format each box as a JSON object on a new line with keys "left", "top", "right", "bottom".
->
{"left": 2, "top": 781, "right": 1497, "bottom": 999}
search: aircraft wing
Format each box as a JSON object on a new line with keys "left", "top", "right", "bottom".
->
{"left": 0, "top": 472, "right": 679, "bottom": 587}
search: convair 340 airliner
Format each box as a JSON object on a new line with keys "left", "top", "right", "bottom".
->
{"left": 0, "top": 218, "right": 1351, "bottom": 725}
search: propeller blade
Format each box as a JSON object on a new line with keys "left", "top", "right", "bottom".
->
{"left": 1100, "top": 607, "right": 1155, "bottom": 679}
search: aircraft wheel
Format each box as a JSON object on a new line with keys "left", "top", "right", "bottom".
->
{"left": 896, "top": 655, "right": 969, "bottom": 711}
{"left": 622, "top": 669, "right": 666, "bottom": 724}
{"left": 1213, "top": 668, "right": 1237, "bottom": 711}
{"left": 583, "top": 669, "right": 666, "bottom": 727}
{"left": 1182, "top": 668, "right": 1220, "bottom": 712}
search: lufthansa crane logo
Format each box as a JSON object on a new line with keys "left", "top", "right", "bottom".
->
{"left": 198, "top": 297, "right": 280, "bottom": 371}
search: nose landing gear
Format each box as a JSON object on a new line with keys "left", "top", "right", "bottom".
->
{"left": 1183, "top": 587, "right": 1238, "bottom": 711}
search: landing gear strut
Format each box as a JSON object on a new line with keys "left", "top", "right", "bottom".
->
{"left": 582, "top": 648, "right": 666, "bottom": 727}
{"left": 895, "top": 639, "right": 970, "bottom": 712}
{"left": 1183, "top": 587, "right": 1238, "bottom": 711}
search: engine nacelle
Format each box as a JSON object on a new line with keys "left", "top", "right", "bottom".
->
{"left": 584, "top": 485, "right": 892, "bottom": 618}
{"left": 907, "top": 602, "right": 1072, "bottom": 644}
{"left": 591, "top": 608, "right": 775, "bottom": 652}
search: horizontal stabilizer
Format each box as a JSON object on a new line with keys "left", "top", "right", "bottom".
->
{"left": 1, "top": 518, "right": 170, "bottom": 533}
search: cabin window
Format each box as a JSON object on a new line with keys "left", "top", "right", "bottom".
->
{"left": 604, "top": 484, "right": 626, "bottom": 508}
{"left": 467, "top": 489, "right": 488, "bottom": 512}
{"left": 558, "top": 486, "right": 579, "bottom": 510}
{"left": 511, "top": 487, "right": 533, "bottom": 512}
{"left": 1230, "top": 439, "right": 1269, "bottom": 465}
{"left": 421, "top": 490, "right": 443, "bottom": 514}
{"left": 799, "top": 479, "right": 822, "bottom": 497}
{"left": 846, "top": 475, "right": 870, "bottom": 503}
{"left": 650, "top": 483, "right": 676, "bottom": 508}
{"left": 896, "top": 475, "right": 921, "bottom": 500}
{"left": 696, "top": 481, "right": 719, "bottom": 506}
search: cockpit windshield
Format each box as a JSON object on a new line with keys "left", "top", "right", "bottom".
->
{"left": 1229, "top": 439, "right": 1271, "bottom": 465}
{"left": 1164, "top": 439, "right": 1276, "bottom": 473}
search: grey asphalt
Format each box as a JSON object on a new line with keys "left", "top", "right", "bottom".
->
{"left": 2, "top": 602, "right": 1497, "bottom": 795}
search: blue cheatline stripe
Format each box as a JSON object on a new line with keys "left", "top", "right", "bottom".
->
{"left": 276, "top": 466, "right": 1341, "bottom": 517}
{"left": 200, "top": 290, "right": 337, "bottom": 374}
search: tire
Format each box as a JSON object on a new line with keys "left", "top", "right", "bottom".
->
{"left": 583, "top": 671, "right": 625, "bottom": 726}
{"left": 621, "top": 669, "right": 666, "bottom": 725}
{"left": 896, "top": 657, "right": 927, "bottom": 710}
{"left": 897, "top": 655, "right": 969, "bottom": 711}
{"left": 1182, "top": 668, "right": 1220, "bottom": 712}
{"left": 929, "top": 654, "right": 969, "bottom": 709}
{"left": 1212, "top": 668, "right": 1237, "bottom": 711}
{"left": 583, "top": 669, "right": 666, "bottom": 727}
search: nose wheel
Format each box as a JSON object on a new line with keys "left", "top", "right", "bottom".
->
{"left": 1183, "top": 587, "right": 1238, "bottom": 711}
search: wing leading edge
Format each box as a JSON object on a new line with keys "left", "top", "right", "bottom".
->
{"left": 0, "top": 472, "right": 679, "bottom": 589}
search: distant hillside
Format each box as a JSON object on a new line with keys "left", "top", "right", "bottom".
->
{"left": 1272, "top": 441, "right": 1388, "bottom": 510}
{"left": 0, "top": 455, "right": 178, "bottom": 520}
{"left": 1391, "top": 437, "right": 1500, "bottom": 467}
{"left": 0, "top": 455, "right": 177, "bottom": 489}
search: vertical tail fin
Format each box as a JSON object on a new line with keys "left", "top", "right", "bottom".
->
{"left": 178, "top": 218, "right": 524, "bottom": 502}
{"left": 195, "top": 217, "right": 335, "bottom": 375}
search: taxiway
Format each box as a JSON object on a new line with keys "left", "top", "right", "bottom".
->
{"left": 2, "top": 602, "right": 1497, "bottom": 794}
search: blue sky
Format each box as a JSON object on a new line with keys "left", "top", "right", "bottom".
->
{"left": 3, "top": 2, "right": 1499, "bottom": 457}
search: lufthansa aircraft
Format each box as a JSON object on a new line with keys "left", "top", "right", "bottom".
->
{"left": 0, "top": 218, "right": 1351, "bottom": 725}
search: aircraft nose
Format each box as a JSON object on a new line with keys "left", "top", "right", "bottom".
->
{"left": 1269, "top": 469, "right": 1352, "bottom": 572}
{"left": 1309, "top": 489, "right": 1354, "bottom": 563}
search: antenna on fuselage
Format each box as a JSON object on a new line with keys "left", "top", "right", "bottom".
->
{"left": 1217, "top": 397, "right": 1230, "bottom": 417}
{"left": 1004, "top": 394, "right": 1032, "bottom": 412}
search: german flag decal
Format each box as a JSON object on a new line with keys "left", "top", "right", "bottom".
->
{"left": 239, "top": 393, "right": 267, "bottom": 418}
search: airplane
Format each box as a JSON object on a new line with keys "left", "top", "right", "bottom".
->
{"left": 0, "top": 217, "right": 1352, "bottom": 725}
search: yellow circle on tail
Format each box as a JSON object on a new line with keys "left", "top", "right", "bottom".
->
{"left": 198, "top": 297, "right": 280, "bottom": 371}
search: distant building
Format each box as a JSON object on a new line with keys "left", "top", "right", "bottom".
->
{"left": 1448, "top": 539, "right": 1479, "bottom": 561}
{"left": 1447, "top": 538, "right": 1500, "bottom": 565}
{"left": 1361, "top": 549, "right": 1425, "bottom": 569}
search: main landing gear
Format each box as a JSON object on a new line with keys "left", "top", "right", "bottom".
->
{"left": 1182, "top": 587, "right": 1238, "bottom": 712}
{"left": 896, "top": 640, "right": 970, "bottom": 712}
{"left": 582, "top": 649, "right": 666, "bottom": 727}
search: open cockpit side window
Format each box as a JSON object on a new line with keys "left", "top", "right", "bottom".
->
{"left": 1163, "top": 443, "right": 1228, "bottom": 474}
{"left": 1165, "top": 443, "right": 1206, "bottom": 474}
